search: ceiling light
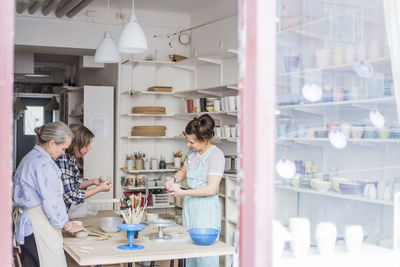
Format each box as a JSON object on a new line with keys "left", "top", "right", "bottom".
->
{"left": 276, "top": 159, "right": 296, "bottom": 179}
{"left": 95, "top": 31, "right": 120, "bottom": 63}
{"left": 302, "top": 83, "right": 322, "bottom": 102}
{"left": 329, "top": 130, "right": 347, "bottom": 149}
{"left": 118, "top": 0, "right": 148, "bottom": 53}
{"left": 369, "top": 110, "right": 385, "bottom": 129}
{"left": 45, "top": 96, "right": 59, "bottom": 111}
{"left": 94, "top": 0, "right": 120, "bottom": 63}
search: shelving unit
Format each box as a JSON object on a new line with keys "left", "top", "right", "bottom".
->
{"left": 117, "top": 46, "right": 238, "bottom": 267}
{"left": 275, "top": 0, "right": 399, "bottom": 260}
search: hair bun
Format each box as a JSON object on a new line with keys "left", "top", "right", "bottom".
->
{"left": 34, "top": 126, "right": 43, "bottom": 136}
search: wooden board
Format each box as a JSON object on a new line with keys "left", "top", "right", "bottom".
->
{"left": 148, "top": 86, "right": 173, "bottom": 92}
{"left": 132, "top": 106, "right": 166, "bottom": 114}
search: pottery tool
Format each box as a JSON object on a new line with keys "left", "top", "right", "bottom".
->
{"left": 96, "top": 235, "right": 110, "bottom": 241}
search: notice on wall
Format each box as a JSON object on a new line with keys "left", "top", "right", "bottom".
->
{"left": 91, "top": 114, "right": 108, "bottom": 139}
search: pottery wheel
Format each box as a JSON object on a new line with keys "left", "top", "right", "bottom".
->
{"left": 147, "top": 219, "right": 176, "bottom": 241}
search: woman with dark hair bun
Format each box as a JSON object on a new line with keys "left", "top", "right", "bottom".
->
{"left": 164, "top": 114, "right": 225, "bottom": 267}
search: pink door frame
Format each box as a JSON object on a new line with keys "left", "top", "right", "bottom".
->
{"left": 239, "top": 0, "right": 276, "bottom": 266}
{"left": 0, "top": 0, "right": 14, "bottom": 265}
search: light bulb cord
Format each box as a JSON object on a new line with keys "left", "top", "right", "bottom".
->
{"left": 132, "top": 0, "right": 134, "bottom": 16}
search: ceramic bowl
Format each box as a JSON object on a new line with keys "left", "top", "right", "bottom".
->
{"left": 339, "top": 183, "right": 362, "bottom": 195}
{"left": 331, "top": 177, "right": 352, "bottom": 193}
{"left": 351, "top": 126, "right": 364, "bottom": 139}
{"left": 357, "top": 180, "right": 378, "bottom": 192}
{"left": 187, "top": 228, "right": 220, "bottom": 246}
{"left": 290, "top": 178, "right": 299, "bottom": 188}
{"left": 98, "top": 217, "right": 124, "bottom": 233}
{"left": 311, "top": 179, "right": 331, "bottom": 192}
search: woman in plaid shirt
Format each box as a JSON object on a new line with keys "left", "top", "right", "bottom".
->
{"left": 55, "top": 124, "right": 112, "bottom": 209}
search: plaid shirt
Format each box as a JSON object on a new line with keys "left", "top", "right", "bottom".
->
{"left": 55, "top": 153, "right": 85, "bottom": 209}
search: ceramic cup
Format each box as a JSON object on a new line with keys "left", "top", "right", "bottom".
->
{"left": 289, "top": 218, "right": 310, "bottom": 259}
{"left": 144, "top": 160, "right": 151, "bottom": 170}
{"left": 215, "top": 127, "right": 222, "bottom": 137}
{"left": 316, "top": 222, "right": 337, "bottom": 256}
{"left": 290, "top": 232, "right": 310, "bottom": 258}
{"left": 333, "top": 47, "right": 344, "bottom": 65}
{"left": 345, "top": 225, "right": 364, "bottom": 253}
{"left": 228, "top": 96, "right": 236, "bottom": 111}
{"left": 230, "top": 126, "right": 237, "bottom": 139}
{"left": 315, "top": 49, "right": 331, "bottom": 68}
{"left": 224, "top": 125, "right": 231, "bottom": 138}
{"left": 127, "top": 159, "right": 134, "bottom": 171}
{"left": 174, "top": 157, "right": 182, "bottom": 168}
{"left": 151, "top": 159, "right": 158, "bottom": 170}
{"left": 221, "top": 98, "right": 226, "bottom": 111}
{"left": 224, "top": 97, "right": 230, "bottom": 111}
{"left": 214, "top": 99, "right": 221, "bottom": 112}
{"left": 356, "top": 43, "right": 367, "bottom": 61}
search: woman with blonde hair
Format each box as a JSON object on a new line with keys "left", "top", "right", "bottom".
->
{"left": 13, "top": 121, "right": 85, "bottom": 267}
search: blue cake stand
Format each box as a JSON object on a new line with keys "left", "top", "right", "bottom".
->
{"left": 117, "top": 224, "right": 146, "bottom": 250}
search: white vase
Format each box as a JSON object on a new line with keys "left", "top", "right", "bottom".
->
{"left": 345, "top": 225, "right": 363, "bottom": 253}
{"left": 356, "top": 43, "right": 367, "bottom": 61}
{"left": 368, "top": 40, "right": 381, "bottom": 59}
{"left": 344, "top": 44, "right": 355, "bottom": 63}
{"left": 315, "top": 49, "right": 331, "bottom": 68}
{"left": 316, "top": 222, "right": 337, "bottom": 256}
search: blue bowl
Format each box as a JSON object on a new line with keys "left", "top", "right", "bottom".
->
{"left": 187, "top": 228, "right": 220, "bottom": 246}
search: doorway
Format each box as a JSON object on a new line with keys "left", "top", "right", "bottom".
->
{"left": 15, "top": 97, "right": 56, "bottom": 167}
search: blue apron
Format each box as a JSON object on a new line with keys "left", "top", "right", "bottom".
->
{"left": 183, "top": 145, "right": 221, "bottom": 267}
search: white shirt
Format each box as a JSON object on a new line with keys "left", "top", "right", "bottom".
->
{"left": 184, "top": 146, "right": 225, "bottom": 181}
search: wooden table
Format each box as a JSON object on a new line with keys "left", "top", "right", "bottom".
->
{"left": 64, "top": 211, "right": 235, "bottom": 266}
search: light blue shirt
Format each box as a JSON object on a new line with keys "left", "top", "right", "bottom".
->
{"left": 13, "top": 145, "right": 69, "bottom": 245}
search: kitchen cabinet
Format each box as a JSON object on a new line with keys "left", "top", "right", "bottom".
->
{"left": 60, "top": 85, "right": 114, "bottom": 199}
{"left": 274, "top": 0, "right": 400, "bottom": 262}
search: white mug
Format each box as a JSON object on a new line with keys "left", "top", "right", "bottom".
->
{"left": 228, "top": 96, "right": 236, "bottom": 111}
{"left": 290, "top": 232, "right": 310, "bottom": 258}
{"left": 316, "top": 222, "right": 337, "bottom": 256}
{"left": 230, "top": 126, "right": 237, "bottom": 139}
{"left": 224, "top": 97, "right": 230, "bottom": 111}
{"left": 174, "top": 157, "right": 182, "bottom": 168}
{"left": 345, "top": 225, "right": 363, "bottom": 253}
{"left": 214, "top": 100, "right": 221, "bottom": 112}
{"left": 127, "top": 160, "right": 134, "bottom": 171}
{"left": 220, "top": 98, "right": 226, "bottom": 111}
{"left": 144, "top": 160, "right": 151, "bottom": 170}
{"left": 223, "top": 125, "right": 231, "bottom": 138}
{"left": 151, "top": 159, "right": 158, "bottom": 170}
{"left": 215, "top": 127, "right": 222, "bottom": 137}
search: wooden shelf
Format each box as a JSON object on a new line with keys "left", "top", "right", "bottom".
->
{"left": 175, "top": 111, "right": 238, "bottom": 117}
{"left": 122, "top": 136, "right": 183, "bottom": 140}
{"left": 147, "top": 205, "right": 175, "bottom": 209}
{"left": 277, "top": 137, "right": 400, "bottom": 146}
{"left": 68, "top": 113, "right": 83, "bottom": 117}
{"left": 123, "top": 186, "right": 166, "bottom": 191}
{"left": 174, "top": 84, "right": 238, "bottom": 98}
{"left": 121, "top": 59, "right": 175, "bottom": 67}
{"left": 275, "top": 184, "right": 393, "bottom": 206}
{"left": 277, "top": 57, "right": 390, "bottom": 78}
{"left": 172, "top": 49, "right": 237, "bottom": 71}
{"left": 122, "top": 168, "right": 177, "bottom": 173}
{"left": 121, "top": 113, "right": 174, "bottom": 117}
{"left": 121, "top": 90, "right": 174, "bottom": 96}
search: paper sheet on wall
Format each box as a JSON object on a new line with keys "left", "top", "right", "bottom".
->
{"left": 91, "top": 114, "right": 108, "bottom": 139}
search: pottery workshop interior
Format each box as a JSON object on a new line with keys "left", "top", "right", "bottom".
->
{"left": 2, "top": 0, "right": 400, "bottom": 266}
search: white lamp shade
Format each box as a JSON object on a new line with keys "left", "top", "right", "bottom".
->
{"left": 118, "top": 15, "right": 148, "bottom": 53}
{"left": 95, "top": 31, "right": 121, "bottom": 63}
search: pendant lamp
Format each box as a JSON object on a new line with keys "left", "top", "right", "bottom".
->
{"left": 45, "top": 96, "right": 60, "bottom": 111}
{"left": 118, "top": 0, "right": 148, "bottom": 53}
{"left": 94, "top": 0, "right": 120, "bottom": 63}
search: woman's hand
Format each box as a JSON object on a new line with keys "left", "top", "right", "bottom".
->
{"left": 164, "top": 177, "right": 174, "bottom": 190}
{"left": 93, "top": 178, "right": 101, "bottom": 186}
{"left": 64, "top": 221, "right": 86, "bottom": 234}
{"left": 168, "top": 187, "right": 186, "bottom": 197}
{"left": 98, "top": 181, "right": 112, "bottom": 192}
